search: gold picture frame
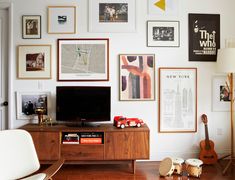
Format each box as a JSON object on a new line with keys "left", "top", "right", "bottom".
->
{"left": 48, "top": 6, "right": 76, "bottom": 34}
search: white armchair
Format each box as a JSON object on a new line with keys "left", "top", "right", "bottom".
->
{"left": 0, "top": 129, "right": 64, "bottom": 180}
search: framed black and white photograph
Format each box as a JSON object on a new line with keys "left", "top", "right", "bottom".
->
{"left": 57, "top": 38, "right": 109, "bottom": 81}
{"left": 147, "top": 21, "right": 180, "bottom": 47}
{"left": 22, "top": 15, "right": 41, "bottom": 39}
{"left": 189, "top": 13, "right": 220, "bottom": 61}
{"left": 18, "top": 45, "right": 52, "bottom": 79}
{"left": 16, "top": 92, "right": 50, "bottom": 120}
{"left": 159, "top": 68, "right": 197, "bottom": 133}
{"left": 48, "top": 6, "right": 76, "bottom": 34}
{"left": 89, "top": 0, "right": 136, "bottom": 32}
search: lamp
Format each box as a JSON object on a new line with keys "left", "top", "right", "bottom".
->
{"left": 216, "top": 48, "right": 235, "bottom": 174}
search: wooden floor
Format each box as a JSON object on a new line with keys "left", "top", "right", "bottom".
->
{"left": 41, "top": 161, "right": 235, "bottom": 180}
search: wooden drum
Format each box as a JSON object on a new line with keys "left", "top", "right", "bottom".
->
{"left": 172, "top": 157, "right": 184, "bottom": 175}
{"left": 159, "top": 157, "right": 174, "bottom": 177}
{"left": 185, "top": 158, "right": 203, "bottom": 178}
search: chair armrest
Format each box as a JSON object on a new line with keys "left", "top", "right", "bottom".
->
{"left": 42, "top": 158, "right": 65, "bottom": 180}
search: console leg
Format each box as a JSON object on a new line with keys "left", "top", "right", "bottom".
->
{"left": 132, "top": 160, "right": 136, "bottom": 174}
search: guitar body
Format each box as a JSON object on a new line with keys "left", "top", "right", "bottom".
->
{"left": 199, "top": 140, "right": 218, "bottom": 164}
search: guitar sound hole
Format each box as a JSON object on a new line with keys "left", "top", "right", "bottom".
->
{"left": 203, "top": 155, "right": 214, "bottom": 158}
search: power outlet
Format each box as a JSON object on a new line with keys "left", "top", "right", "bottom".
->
{"left": 217, "top": 128, "right": 223, "bottom": 136}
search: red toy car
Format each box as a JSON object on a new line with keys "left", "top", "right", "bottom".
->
{"left": 113, "top": 116, "right": 144, "bottom": 128}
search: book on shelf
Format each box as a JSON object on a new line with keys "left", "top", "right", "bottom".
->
{"left": 80, "top": 132, "right": 103, "bottom": 138}
{"left": 80, "top": 137, "right": 102, "bottom": 144}
{"left": 62, "top": 141, "right": 80, "bottom": 144}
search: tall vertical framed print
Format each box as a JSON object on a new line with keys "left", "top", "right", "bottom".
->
{"left": 159, "top": 68, "right": 197, "bottom": 133}
{"left": 22, "top": 15, "right": 41, "bottom": 39}
{"left": 119, "top": 54, "right": 155, "bottom": 101}
{"left": 188, "top": 14, "right": 220, "bottom": 61}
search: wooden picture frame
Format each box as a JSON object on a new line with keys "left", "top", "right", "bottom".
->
{"left": 57, "top": 38, "right": 109, "bottom": 81}
{"left": 22, "top": 15, "right": 41, "bottom": 39}
{"left": 89, "top": 0, "right": 136, "bottom": 32}
{"left": 147, "top": 20, "right": 180, "bottom": 47}
{"left": 119, "top": 54, "right": 155, "bottom": 101}
{"left": 159, "top": 67, "right": 197, "bottom": 133}
{"left": 188, "top": 13, "right": 220, "bottom": 61}
{"left": 48, "top": 6, "right": 76, "bottom": 34}
{"left": 16, "top": 91, "right": 50, "bottom": 120}
{"left": 18, "top": 45, "right": 52, "bottom": 79}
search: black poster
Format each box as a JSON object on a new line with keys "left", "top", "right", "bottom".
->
{"left": 189, "top": 14, "right": 220, "bottom": 62}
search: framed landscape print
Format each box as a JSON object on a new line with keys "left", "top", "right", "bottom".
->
{"left": 18, "top": 45, "right": 51, "bottom": 79}
{"left": 147, "top": 21, "right": 180, "bottom": 47}
{"left": 89, "top": 0, "right": 136, "bottom": 32}
{"left": 119, "top": 54, "right": 155, "bottom": 101}
{"left": 189, "top": 14, "right": 220, "bottom": 61}
{"left": 48, "top": 6, "right": 76, "bottom": 34}
{"left": 22, "top": 15, "right": 41, "bottom": 39}
{"left": 148, "top": 0, "right": 179, "bottom": 16}
{"left": 159, "top": 68, "right": 197, "bottom": 133}
{"left": 16, "top": 91, "right": 50, "bottom": 120}
{"left": 57, "top": 39, "right": 109, "bottom": 81}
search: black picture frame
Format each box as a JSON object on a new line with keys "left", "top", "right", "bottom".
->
{"left": 188, "top": 14, "right": 220, "bottom": 62}
{"left": 22, "top": 15, "right": 41, "bottom": 39}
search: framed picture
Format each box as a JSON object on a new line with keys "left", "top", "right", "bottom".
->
{"left": 16, "top": 91, "right": 50, "bottom": 120}
{"left": 159, "top": 68, "right": 197, "bottom": 133}
{"left": 22, "top": 15, "right": 41, "bottom": 39}
{"left": 58, "top": 39, "right": 109, "bottom": 81}
{"left": 189, "top": 13, "right": 220, "bottom": 61}
{"left": 89, "top": 0, "right": 136, "bottom": 32}
{"left": 48, "top": 6, "right": 76, "bottom": 34}
{"left": 212, "top": 75, "right": 234, "bottom": 111}
{"left": 147, "top": 21, "right": 180, "bottom": 47}
{"left": 148, "top": 0, "right": 179, "bottom": 16}
{"left": 119, "top": 54, "right": 155, "bottom": 101}
{"left": 18, "top": 45, "right": 52, "bottom": 79}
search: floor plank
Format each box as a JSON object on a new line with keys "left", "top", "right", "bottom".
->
{"left": 41, "top": 161, "right": 235, "bottom": 180}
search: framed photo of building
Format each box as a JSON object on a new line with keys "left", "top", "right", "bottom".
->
{"left": 147, "top": 21, "right": 180, "bottom": 47}
{"left": 89, "top": 0, "right": 136, "bottom": 32}
{"left": 119, "top": 54, "right": 155, "bottom": 101}
{"left": 16, "top": 91, "right": 50, "bottom": 120}
{"left": 189, "top": 14, "right": 220, "bottom": 61}
{"left": 159, "top": 68, "right": 197, "bottom": 133}
{"left": 22, "top": 15, "right": 41, "bottom": 39}
{"left": 48, "top": 6, "right": 76, "bottom": 34}
{"left": 18, "top": 45, "right": 52, "bottom": 79}
{"left": 57, "top": 38, "right": 109, "bottom": 81}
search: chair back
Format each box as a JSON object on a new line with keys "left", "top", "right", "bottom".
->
{"left": 0, "top": 129, "right": 40, "bottom": 179}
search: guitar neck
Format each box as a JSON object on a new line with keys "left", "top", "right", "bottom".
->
{"left": 205, "top": 124, "right": 211, "bottom": 148}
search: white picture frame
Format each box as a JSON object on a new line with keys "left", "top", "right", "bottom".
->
{"left": 212, "top": 75, "right": 233, "bottom": 111}
{"left": 89, "top": 0, "right": 136, "bottom": 32}
{"left": 18, "top": 45, "right": 52, "bottom": 79}
{"left": 16, "top": 92, "right": 50, "bottom": 120}
{"left": 147, "top": 20, "right": 180, "bottom": 47}
{"left": 159, "top": 68, "right": 197, "bottom": 133}
{"left": 148, "top": 0, "right": 179, "bottom": 15}
{"left": 48, "top": 6, "right": 76, "bottom": 34}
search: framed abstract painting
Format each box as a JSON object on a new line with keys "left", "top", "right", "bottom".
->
{"left": 119, "top": 54, "right": 155, "bottom": 101}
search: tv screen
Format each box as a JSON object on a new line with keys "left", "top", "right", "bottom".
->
{"left": 56, "top": 86, "right": 111, "bottom": 122}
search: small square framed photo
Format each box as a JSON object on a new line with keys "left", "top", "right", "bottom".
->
{"left": 16, "top": 91, "right": 50, "bottom": 120}
{"left": 22, "top": 15, "right": 41, "bottom": 39}
{"left": 48, "top": 6, "right": 76, "bottom": 34}
{"left": 18, "top": 45, "right": 52, "bottom": 79}
{"left": 147, "top": 20, "right": 180, "bottom": 47}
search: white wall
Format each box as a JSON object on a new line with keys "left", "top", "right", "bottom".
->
{"left": 7, "top": 0, "right": 235, "bottom": 160}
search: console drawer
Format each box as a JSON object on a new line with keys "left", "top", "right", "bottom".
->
{"left": 61, "top": 144, "right": 104, "bottom": 160}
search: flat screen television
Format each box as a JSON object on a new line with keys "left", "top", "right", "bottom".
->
{"left": 56, "top": 86, "right": 111, "bottom": 125}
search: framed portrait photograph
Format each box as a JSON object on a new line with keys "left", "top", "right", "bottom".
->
{"left": 189, "top": 13, "right": 220, "bottom": 61}
{"left": 147, "top": 21, "right": 180, "bottom": 47}
{"left": 212, "top": 75, "right": 233, "bottom": 111}
{"left": 148, "top": 0, "right": 179, "bottom": 16}
{"left": 16, "top": 91, "right": 50, "bottom": 120}
{"left": 48, "top": 6, "right": 76, "bottom": 34}
{"left": 22, "top": 15, "right": 41, "bottom": 39}
{"left": 119, "top": 54, "right": 155, "bottom": 101}
{"left": 89, "top": 0, "right": 136, "bottom": 32}
{"left": 18, "top": 45, "right": 52, "bottom": 79}
{"left": 57, "top": 38, "right": 109, "bottom": 81}
{"left": 159, "top": 68, "right": 197, "bottom": 133}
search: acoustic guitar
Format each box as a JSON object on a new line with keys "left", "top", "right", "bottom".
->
{"left": 199, "top": 114, "right": 218, "bottom": 164}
